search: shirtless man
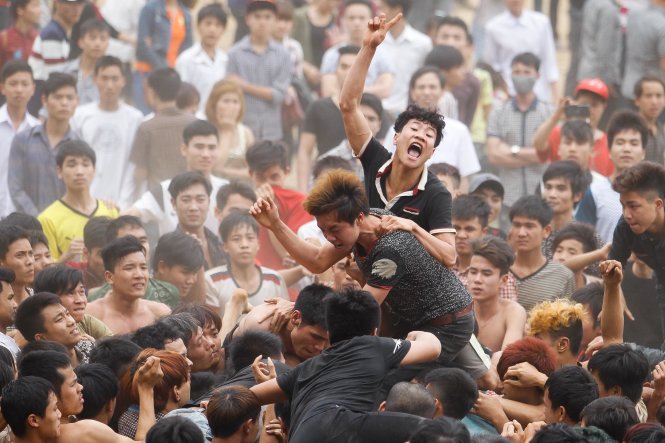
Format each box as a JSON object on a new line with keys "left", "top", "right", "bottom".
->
{"left": 232, "top": 284, "right": 331, "bottom": 366}
{"left": 467, "top": 237, "right": 526, "bottom": 352}
{"left": 16, "top": 349, "right": 161, "bottom": 443}
{"left": 87, "top": 236, "right": 171, "bottom": 334}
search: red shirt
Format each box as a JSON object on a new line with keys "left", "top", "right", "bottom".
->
{"left": 0, "top": 26, "right": 38, "bottom": 69}
{"left": 538, "top": 125, "right": 614, "bottom": 177}
{"left": 257, "top": 185, "right": 313, "bottom": 271}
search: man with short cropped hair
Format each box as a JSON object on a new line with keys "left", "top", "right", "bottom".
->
{"left": 0, "top": 225, "right": 34, "bottom": 305}
{"left": 1, "top": 377, "right": 62, "bottom": 443}
{"left": 543, "top": 365, "right": 599, "bottom": 425}
{"left": 0, "top": 267, "right": 18, "bottom": 356}
{"left": 634, "top": 76, "right": 665, "bottom": 164}
{"left": 152, "top": 232, "right": 205, "bottom": 300}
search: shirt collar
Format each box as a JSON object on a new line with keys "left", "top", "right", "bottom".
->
{"left": 238, "top": 36, "right": 280, "bottom": 53}
{"left": 0, "top": 105, "right": 39, "bottom": 128}
{"left": 387, "top": 24, "right": 419, "bottom": 44}
{"left": 191, "top": 43, "right": 223, "bottom": 62}
{"left": 511, "top": 97, "right": 539, "bottom": 112}
{"left": 376, "top": 157, "right": 429, "bottom": 194}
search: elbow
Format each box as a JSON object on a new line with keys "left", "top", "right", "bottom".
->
{"left": 429, "top": 340, "right": 443, "bottom": 361}
{"left": 338, "top": 99, "right": 356, "bottom": 115}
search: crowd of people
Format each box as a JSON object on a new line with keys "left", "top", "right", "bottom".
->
{"left": 0, "top": 0, "right": 665, "bottom": 441}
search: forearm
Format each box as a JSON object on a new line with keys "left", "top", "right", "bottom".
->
{"left": 279, "top": 266, "right": 308, "bottom": 287}
{"left": 220, "top": 292, "right": 248, "bottom": 338}
{"left": 532, "top": 115, "right": 559, "bottom": 153}
{"left": 135, "top": 386, "right": 156, "bottom": 441}
{"left": 412, "top": 225, "right": 456, "bottom": 268}
{"left": 561, "top": 247, "right": 606, "bottom": 273}
{"left": 601, "top": 282, "right": 624, "bottom": 345}
{"left": 259, "top": 404, "right": 280, "bottom": 443}
{"left": 183, "top": 269, "right": 206, "bottom": 305}
{"left": 240, "top": 81, "right": 274, "bottom": 102}
{"left": 488, "top": 142, "right": 540, "bottom": 168}
{"left": 500, "top": 398, "right": 545, "bottom": 427}
{"left": 271, "top": 221, "right": 332, "bottom": 274}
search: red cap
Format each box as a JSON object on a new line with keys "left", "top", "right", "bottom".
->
{"left": 575, "top": 78, "right": 609, "bottom": 101}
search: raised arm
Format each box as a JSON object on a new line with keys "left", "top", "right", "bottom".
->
{"left": 250, "top": 197, "right": 347, "bottom": 273}
{"left": 339, "top": 13, "right": 402, "bottom": 156}
{"left": 599, "top": 259, "right": 624, "bottom": 346}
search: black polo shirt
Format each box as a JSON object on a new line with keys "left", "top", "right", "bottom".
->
{"left": 357, "top": 137, "right": 455, "bottom": 235}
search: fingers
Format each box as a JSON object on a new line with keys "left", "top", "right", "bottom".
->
{"left": 385, "top": 12, "right": 403, "bottom": 28}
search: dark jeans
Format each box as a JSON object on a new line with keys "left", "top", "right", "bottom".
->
{"left": 289, "top": 406, "right": 426, "bottom": 443}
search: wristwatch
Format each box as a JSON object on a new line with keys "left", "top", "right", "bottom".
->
{"left": 510, "top": 145, "right": 521, "bottom": 157}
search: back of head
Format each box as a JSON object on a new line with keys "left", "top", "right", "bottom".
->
{"left": 384, "top": 382, "right": 436, "bottom": 418}
{"left": 587, "top": 344, "right": 649, "bottom": 403}
{"left": 452, "top": 194, "right": 491, "bottom": 227}
{"left": 84, "top": 216, "right": 111, "bottom": 251}
{"left": 409, "top": 416, "right": 471, "bottom": 443}
{"left": 531, "top": 423, "right": 587, "bottom": 443}
{"left": 147, "top": 68, "right": 181, "bottom": 102}
{"left": 245, "top": 140, "right": 288, "bottom": 173}
{"left": 105, "top": 215, "right": 144, "bottom": 243}
{"left": 18, "top": 350, "right": 71, "bottom": 396}
{"left": 152, "top": 231, "right": 205, "bottom": 273}
{"left": 228, "top": 330, "right": 283, "bottom": 372}
{"left": 580, "top": 396, "right": 639, "bottom": 441}
{"left": 606, "top": 110, "right": 649, "bottom": 150}
{"left": 19, "top": 340, "right": 68, "bottom": 360}
{"left": 89, "top": 337, "right": 142, "bottom": 378}
{"left": 15, "top": 292, "right": 61, "bottom": 342}
{"left": 304, "top": 169, "right": 369, "bottom": 224}
{"left": 613, "top": 161, "right": 665, "bottom": 200}
{"left": 176, "top": 82, "right": 200, "bottom": 111}
{"left": 1, "top": 377, "right": 54, "bottom": 438}
{"left": 509, "top": 195, "right": 553, "bottom": 227}
{"left": 312, "top": 156, "right": 354, "bottom": 180}
{"left": 544, "top": 365, "right": 598, "bottom": 423}
{"left": 325, "top": 289, "right": 380, "bottom": 344}
{"left": 497, "top": 337, "right": 557, "bottom": 381}
{"left": 623, "top": 423, "right": 665, "bottom": 443}
{"left": 571, "top": 282, "right": 603, "bottom": 329}
{"left": 294, "top": 284, "right": 332, "bottom": 328}
{"left": 145, "top": 415, "right": 204, "bottom": 443}
{"left": 527, "top": 299, "right": 585, "bottom": 356}
{"left": 425, "top": 367, "right": 478, "bottom": 419}
{"left": 471, "top": 236, "right": 515, "bottom": 275}
{"left": 101, "top": 236, "right": 145, "bottom": 273}
{"left": 75, "top": 363, "right": 119, "bottom": 420}
{"left": 132, "top": 321, "right": 181, "bottom": 350}
{"left": 206, "top": 385, "right": 261, "bottom": 438}
{"left": 360, "top": 92, "right": 383, "bottom": 120}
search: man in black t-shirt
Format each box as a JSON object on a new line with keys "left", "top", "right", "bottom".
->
{"left": 251, "top": 290, "right": 440, "bottom": 443}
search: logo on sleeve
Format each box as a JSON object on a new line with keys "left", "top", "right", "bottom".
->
{"left": 371, "top": 259, "right": 397, "bottom": 279}
{"left": 393, "top": 339, "right": 403, "bottom": 354}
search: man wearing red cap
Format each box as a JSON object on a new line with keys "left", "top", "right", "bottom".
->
{"left": 533, "top": 78, "right": 613, "bottom": 177}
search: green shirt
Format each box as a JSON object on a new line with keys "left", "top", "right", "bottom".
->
{"left": 88, "top": 278, "right": 181, "bottom": 309}
{"left": 77, "top": 314, "right": 114, "bottom": 340}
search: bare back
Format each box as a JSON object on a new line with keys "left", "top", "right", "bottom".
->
{"left": 86, "top": 297, "right": 171, "bottom": 335}
{"left": 58, "top": 420, "right": 137, "bottom": 443}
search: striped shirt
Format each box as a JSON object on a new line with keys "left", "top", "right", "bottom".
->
{"left": 28, "top": 19, "right": 70, "bottom": 81}
{"left": 512, "top": 260, "right": 576, "bottom": 312}
{"left": 487, "top": 98, "right": 552, "bottom": 206}
{"left": 226, "top": 37, "right": 292, "bottom": 141}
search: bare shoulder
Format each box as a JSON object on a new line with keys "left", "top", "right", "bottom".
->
{"left": 59, "top": 420, "right": 128, "bottom": 443}
{"left": 86, "top": 298, "right": 107, "bottom": 314}
{"left": 144, "top": 299, "right": 171, "bottom": 317}
{"left": 237, "top": 303, "right": 276, "bottom": 335}
{"left": 500, "top": 299, "right": 527, "bottom": 317}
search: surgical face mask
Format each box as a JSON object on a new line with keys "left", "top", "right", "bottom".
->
{"left": 512, "top": 75, "right": 537, "bottom": 95}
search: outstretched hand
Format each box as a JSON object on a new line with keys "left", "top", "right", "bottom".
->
{"left": 249, "top": 196, "right": 281, "bottom": 230}
{"left": 363, "top": 13, "right": 403, "bottom": 49}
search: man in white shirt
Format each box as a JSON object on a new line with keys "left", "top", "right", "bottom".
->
{"left": 100, "top": 0, "right": 145, "bottom": 63}
{"left": 483, "top": 0, "right": 559, "bottom": 103}
{"left": 376, "top": 0, "right": 432, "bottom": 114}
{"left": 125, "top": 119, "right": 228, "bottom": 236}
{"left": 71, "top": 55, "right": 143, "bottom": 209}
{"left": 0, "top": 61, "right": 39, "bottom": 217}
{"left": 175, "top": 3, "right": 228, "bottom": 113}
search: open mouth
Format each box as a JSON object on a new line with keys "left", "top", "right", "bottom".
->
{"left": 407, "top": 142, "right": 423, "bottom": 159}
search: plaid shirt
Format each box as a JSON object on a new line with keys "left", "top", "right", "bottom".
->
{"left": 8, "top": 124, "right": 77, "bottom": 215}
{"left": 456, "top": 266, "right": 519, "bottom": 302}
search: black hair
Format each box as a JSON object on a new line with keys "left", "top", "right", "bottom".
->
{"left": 18, "top": 340, "right": 68, "bottom": 360}
{"left": 338, "top": 44, "right": 361, "bottom": 57}
{"left": 509, "top": 195, "right": 553, "bottom": 227}
{"left": 75, "top": 363, "right": 119, "bottom": 420}
{"left": 0, "top": 360, "right": 13, "bottom": 392}
{"left": 152, "top": 231, "right": 205, "bottom": 274}
{"left": 613, "top": 161, "right": 665, "bottom": 200}
{"left": 28, "top": 230, "right": 48, "bottom": 249}
{"left": 18, "top": 350, "right": 71, "bottom": 396}
{"left": 436, "top": 16, "right": 471, "bottom": 41}
{"left": 409, "top": 66, "right": 446, "bottom": 93}
{"left": 409, "top": 416, "right": 471, "bottom": 443}
{"left": 146, "top": 415, "right": 205, "bottom": 443}
{"left": 511, "top": 52, "right": 541, "bottom": 71}
{"left": 159, "top": 313, "right": 199, "bottom": 345}
{"left": 544, "top": 365, "right": 598, "bottom": 423}
{"left": 0, "top": 225, "right": 30, "bottom": 260}
{"left": 245, "top": 140, "right": 289, "bottom": 173}
{"left": 79, "top": 18, "right": 109, "bottom": 40}
{"left": 452, "top": 194, "right": 491, "bottom": 227}
{"left": 101, "top": 236, "right": 146, "bottom": 273}
{"left": 634, "top": 75, "right": 665, "bottom": 99}
{"left": 581, "top": 396, "right": 639, "bottom": 441}
{"left": 147, "top": 68, "right": 181, "bottom": 102}
{"left": 131, "top": 321, "right": 182, "bottom": 350}
{"left": 551, "top": 222, "right": 598, "bottom": 256}
{"left": 0, "top": 212, "right": 42, "bottom": 231}
{"left": 215, "top": 181, "right": 257, "bottom": 212}
{"left": 1, "top": 377, "right": 54, "bottom": 437}
{"left": 183, "top": 119, "right": 219, "bottom": 144}
{"left": 42, "top": 72, "right": 76, "bottom": 97}
{"left": 168, "top": 171, "right": 213, "bottom": 199}
{"left": 176, "top": 82, "right": 200, "bottom": 110}
{"left": 10, "top": 0, "right": 34, "bottom": 20}
{"left": 55, "top": 139, "right": 96, "bottom": 168}
{"left": 15, "top": 292, "right": 62, "bottom": 342}
{"left": 105, "top": 215, "right": 144, "bottom": 243}
{"left": 228, "top": 331, "right": 283, "bottom": 373}
{"left": 384, "top": 382, "right": 436, "bottom": 418}
{"left": 425, "top": 367, "right": 478, "bottom": 419}
{"left": 360, "top": 92, "right": 383, "bottom": 120}
{"left": 606, "top": 111, "right": 649, "bottom": 149}
{"left": 1, "top": 60, "right": 33, "bottom": 82}
{"left": 312, "top": 156, "right": 353, "bottom": 180}
{"left": 472, "top": 436, "right": 512, "bottom": 443}
{"left": 294, "top": 284, "right": 331, "bottom": 328}
{"left": 33, "top": 265, "right": 83, "bottom": 295}
{"left": 344, "top": 0, "right": 373, "bottom": 11}
{"left": 94, "top": 55, "right": 124, "bottom": 76}
{"left": 381, "top": 0, "right": 412, "bottom": 14}
{"left": 84, "top": 216, "right": 111, "bottom": 251}
{"left": 394, "top": 104, "right": 446, "bottom": 147}
{"left": 197, "top": 2, "right": 227, "bottom": 26}
{"left": 424, "top": 45, "right": 465, "bottom": 71}
{"left": 531, "top": 423, "right": 587, "bottom": 443}
{"left": 0, "top": 267, "right": 16, "bottom": 286}
{"left": 542, "top": 160, "right": 590, "bottom": 198}
{"left": 89, "top": 337, "right": 142, "bottom": 378}
{"left": 325, "top": 289, "right": 380, "bottom": 344}
{"left": 624, "top": 423, "right": 665, "bottom": 442}
{"left": 587, "top": 344, "right": 649, "bottom": 403}
{"left": 172, "top": 303, "right": 222, "bottom": 332}
{"left": 190, "top": 371, "right": 220, "bottom": 402}
{"left": 219, "top": 211, "right": 259, "bottom": 243}
{"left": 571, "top": 282, "right": 603, "bottom": 329}
{"left": 429, "top": 163, "right": 461, "bottom": 189}
{"left": 561, "top": 120, "right": 594, "bottom": 145}
{"left": 206, "top": 385, "right": 261, "bottom": 438}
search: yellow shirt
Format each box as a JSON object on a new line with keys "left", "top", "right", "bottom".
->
{"left": 38, "top": 200, "right": 118, "bottom": 260}
{"left": 470, "top": 68, "right": 494, "bottom": 144}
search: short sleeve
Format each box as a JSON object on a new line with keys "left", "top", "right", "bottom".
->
{"left": 427, "top": 188, "right": 454, "bottom": 234}
{"left": 608, "top": 217, "right": 633, "bottom": 266}
{"left": 358, "top": 137, "right": 390, "bottom": 170}
{"left": 302, "top": 100, "right": 321, "bottom": 134}
{"left": 486, "top": 106, "right": 502, "bottom": 138}
{"left": 377, "top": 336, "right": 412, "bottom": 368}
{"left": 366, "top": 243, "right": 405, "bottom": 290}
{"left": 129, "top": 125, "right": 149, "bottom": 168}
{"left": 276, "top": 366, "right": 299, "bottom": 398}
